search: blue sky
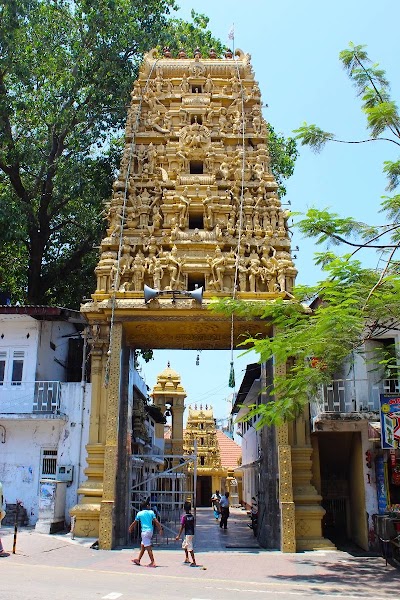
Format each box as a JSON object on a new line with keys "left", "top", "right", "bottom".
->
{"left": 139, "top": 0, "right": 400, "bottom": 422}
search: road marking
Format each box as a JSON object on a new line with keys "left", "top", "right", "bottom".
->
{"left": 102, "top": 594, "right": 122, "bottom": 599}
{"left": 7, "top": 562, "right": 395, "bottom": 600}
{"left": 208, "top": 585, "right": 392, "bottom": 600}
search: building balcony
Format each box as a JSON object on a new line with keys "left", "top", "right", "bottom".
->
{"left": 310, "top": 378, "right": 399, "bottom": 418}
{"left": 0, "top": 381, "right": 64, "bottom": 419}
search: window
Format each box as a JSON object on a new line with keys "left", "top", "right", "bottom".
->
{"left": 0, "top": 351, "right": 6, "bottom": 385}
{"left": 11, "top": 350, "right": 24, "bottom": 385}
{"left": 188, "top": 213, "right": 204, "bottom": 229}
{"left": 190, "top": 161, "right": 203, "bottom": 174}
{"left": 187, "top": 274, "right": 205, "bottom": 291}
{"left": 41, "top": 449, "right": 58, "bottom": 479}
{"left": 0, "top": 348, "right": 25, "bottom": 385}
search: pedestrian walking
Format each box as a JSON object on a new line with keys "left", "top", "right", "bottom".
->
{"left": 128, "top": 499, "right": 163, "bottom": 568}
{"left": 0, "top": 481, "right": 7, "bottom": 557}
{"left": 175, "top": 501, "right": 196, "bottom": 566}
{"left": 210, "top": 490, "right": 221, "bottom": 520}
{"left": 219, "top": 491, "right": 230, "bottom": 530}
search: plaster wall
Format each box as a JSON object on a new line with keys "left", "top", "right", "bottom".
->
{"left": 0, "top": 315, "right": 39, "bottom": 386}
{"left": 36, "top": 320, "right": 78, "bottom": 382}
{"left": 0, "top": 382, "right": 91, "bottom": 525}
{"left": 236, "top": 379, "right": 261, "bottom": 507}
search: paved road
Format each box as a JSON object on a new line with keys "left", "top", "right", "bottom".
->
{"left": 1, "top": 507, "right": 398, "bottom": 600}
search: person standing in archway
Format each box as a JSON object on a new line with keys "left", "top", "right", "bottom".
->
{"left": 219, "top": 491, "right": 230, "bottom": 530}
{"left": 211, "top": 490, "right": 221, "bottom": 520}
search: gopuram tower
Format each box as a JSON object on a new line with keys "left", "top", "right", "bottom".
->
{"left": 71, "top": 46, "right": 328, "bottom": 553}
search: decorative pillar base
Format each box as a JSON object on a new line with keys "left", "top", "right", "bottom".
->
{"left": 292, "top": 446, "right": 336, "bottom": 551}
{"left": 69, "top": 501, "right": 101, "bottom": 538}
{"left": 69, "top": 443, "right": 105, "bottom": 538}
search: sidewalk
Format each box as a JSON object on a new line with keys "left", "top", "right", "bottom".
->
{"left": 1, "top": 507, "right": 398, "bottom": 598}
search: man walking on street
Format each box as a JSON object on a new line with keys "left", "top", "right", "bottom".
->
{"left": 128, "top": 499, "right": 163, "bottom": 568}
{"left": 219, "top": 491, "right": 230, "bottom": 530}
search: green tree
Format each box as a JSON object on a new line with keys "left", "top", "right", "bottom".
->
{"left": 0, "top": 0, "right": 225, "bottom": 307}
{"left": 214, "top": 43, "right": 400, "bottom": 425}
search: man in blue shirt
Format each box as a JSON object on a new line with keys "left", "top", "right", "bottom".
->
{"left": 219, "top": 491, "right": 230, "bottom": 530}
{"left": 129, "top": 499, "right": 163, "bottom": 567}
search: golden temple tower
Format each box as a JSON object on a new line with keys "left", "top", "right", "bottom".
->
{"left": 70, "top": 46, "right": 328, "bottom": 552}
{"left": 183, "top": 404, "right": 242, "bottom": 505}
{"left": 152, "top": 362, "right": 186, "bottom": 457}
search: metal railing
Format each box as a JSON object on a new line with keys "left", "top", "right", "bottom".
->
{"left": 0, "top": 381, "right": 61, "bottom": 414}
{"left": 310, "top": 378, "right": 399, "bottom": 416}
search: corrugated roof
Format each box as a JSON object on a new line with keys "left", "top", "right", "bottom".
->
{"left": 0, "top": 305, "right": 83, "bottom": 323}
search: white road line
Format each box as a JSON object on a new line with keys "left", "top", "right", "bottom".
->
{"left": 207, "top": 586, "right": 392, "bottom": 600}
{"left": 102, "top": 593, "right": 123, "bottom": 600}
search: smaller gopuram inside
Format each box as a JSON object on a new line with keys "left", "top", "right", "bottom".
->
{"left": 183, "top": 404, "right": 242, "bottom": 506}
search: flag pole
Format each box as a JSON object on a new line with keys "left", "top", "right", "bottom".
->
{"left": 228, "top": 23, "right": 235, "bottom": 57}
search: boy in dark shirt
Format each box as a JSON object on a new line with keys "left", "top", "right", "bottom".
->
{"left": 175, "top": 501, "right": 196, "bottom": 566}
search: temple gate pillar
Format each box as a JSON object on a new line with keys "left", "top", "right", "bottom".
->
{"left": 275, "top": 358, "right": 296, "bottom": 552}
{"left": 70, "top": 322, "right": 124, "bottom": 548}
{"left": 291, "top": 408, "right": 335, "bottom": 550}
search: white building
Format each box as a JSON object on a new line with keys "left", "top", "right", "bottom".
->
{"left": 0, "top": 306, "right": 90, "bottom": 527}
{"left": 234, "top": 327, "right": 400, "bottom": 551}
{"left": 233, "top": 363, "right": 262, "bottom": 509}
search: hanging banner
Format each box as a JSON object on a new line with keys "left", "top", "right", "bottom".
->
{"left": 375, "top": 456, "right": 387, "bottom": 514}
{"left": 380, "top": 394, "right": 400, "bottom": 449}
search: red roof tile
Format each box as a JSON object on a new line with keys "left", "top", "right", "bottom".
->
{"left": 215, "top": 430, "right": 241, "bottom": 469}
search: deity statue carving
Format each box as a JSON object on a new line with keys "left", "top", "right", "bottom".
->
{"left": 181, "top": 74, "right": 190, "bottom": 93}
{"left": 207, "top": 246, "right": 226, "bottom": 291}
{"left": 149, "top": 257, "right": 164, "bottom": 290}
{"left": 131, "top": 253, "right": 145, "bottom": 291}
{"left": 165, "top": 245, "right": 183, "bottom": 290}
{"left": 204, "top": 73, "right": 213, "bottom": 93}
{"left": 179, "top": 121, "right": 211, "bottom": 154}
{"left": 248, "top": 251, "right": 261, "bottom": 293}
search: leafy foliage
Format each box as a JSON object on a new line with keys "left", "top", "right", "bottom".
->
{"left": 267, "top": 124, "right": 298, "bottom": 197}
{"left": 0, "top": 0, "right": 223, "bottom": 307}
{"left": 215, "top": 43, "right": 400, "bottom": 426}
{"left": 159, "top": 10, "right": 225, "bottom": 57}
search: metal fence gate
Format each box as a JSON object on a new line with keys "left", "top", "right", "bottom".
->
{"left": 129, "top": 453, "right": 197, "bottom": 543}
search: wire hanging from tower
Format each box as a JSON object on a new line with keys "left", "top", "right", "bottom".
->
{"left": 104, "top": 58, "right": 161, "bottom": 386}
{"left": 229, "top": 38, "right": 247, "bottom": 390}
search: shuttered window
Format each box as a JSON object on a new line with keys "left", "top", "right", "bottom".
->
{"left": 0, "top": 351, "right": 6, "bottom": 385}
{"left": 11, "top": 350, "right": 24, "bottom": 385}
{"left": 41, "top": 449, "right": 58, "bottom": 479}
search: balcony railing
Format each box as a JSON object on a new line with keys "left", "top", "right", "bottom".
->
{"left": 310, "top": 378, "right": 399, "bottom": 416}
{"left": 0, "top": 381, "right": 61, "bottom": 414}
